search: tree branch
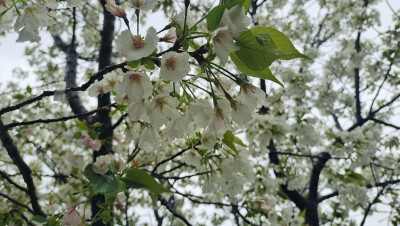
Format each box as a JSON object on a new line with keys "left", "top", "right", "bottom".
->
{"left": 0, "top": 119, "right": 45, "bottom": 216}
{"left": 153, "top": 171, "right": 210, "bottom": 180}
{"left": 4, "top": 104, "right": 116, "bottom": 129}
{"left": 152, "top": 144, "right": 199, "bottom": 175}
{"left": 158, "top": 195, "right": 192, "bottom": 226}
{"left": 318, "top": 179, "right": 400, "bottom": 203}
{"left": 360, "top": 187, "right": 386, "bottom": 226}
{"left": 0, "top": 170, "right": 28, "bottom": 193}
{"left": 305, "top": 152, "right": 331, "bottom": 226}
{"left": 0, "top": 192, "right": 35, "bottom": 215}
{"left": 267, "top": 140, "right": 307, "bottom": 210}
{"left": 371, "top": 118, "right": 400, "bottom": 130}
{"left": 91, "top": 1, "right": 117, "bottom": 224}
{"left": 0, "top": 62, "right": 127, "bottom": 116}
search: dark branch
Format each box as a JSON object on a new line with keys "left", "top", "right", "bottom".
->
{"left": 0, "top": 119, "right": 45, "bottom": 216}
{"left": 267, "top": 140, "right": 307, "bottom": 210}
{"left": 305, "top": 152, "right": 331, "bottom": 226}
{"left": 158, "top": 195, "right": 192, "bottom": 226}
{"left": 0, "top": 170, "right": 28, "bottom": 193}
{"left": 0, "top": 193, "right": 35, "bottom": 215}
{"left": 152, "top": 144, "right": 199, "bottom": 175}
{"left": 360, "top": 187, "right": 386, "bottom": 226}
{"left": 318, "top": 179, "right": 400, "bottom": 203}
{"left": 153, "top": 171, "right": 210, "bottom": 180}
{"left": 112, "top": 113, "right": 128, "bottom": 130}
{"left": 5, "top": 104, "right": 116, "bottom": 129}
{"left": 371, "top": 118, "right": 400, "bottom": 130}
{"left": 0, "top": 62, "right": 127, "bottom": 116}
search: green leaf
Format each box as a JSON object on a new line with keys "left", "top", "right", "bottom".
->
{"left": 222, "top": 137, "right": 237, "bottom": 152}
{"left": 277, "top": 187, "right": 289, "bottom": 200}
{"left": 26, "top": 86, "right": 32, "bottom": 94}
{"left": 231, "top": 52, "right": 284, "bottom": 87}
{"left": 222, "top": 131, "right": 247, "bottom": 151}
{"left": 299, "top": 209, "right": 306, "bottom": 218}
{"left": 127, "top": 60, "right": 140, "bottom": 68}
{"left": 105, "top": 180, "right": 126, "bottom": 200}
{"left": 31, "top": 215, "right": 47, "bottom": 223}
{"left": 224, "top": 131, "right": 247, "bottom": 147}
{"left": 234, "top": 30, "right": 282, "bottom": 71}
{"left": 144, "top": 58, "right": 155, "bottom": 69}
{"left": 12, "top": 93, "right": 25, "bottom": 101}
{"left": 109, "top": 108, "right": 118, "bottom": 117}
{"left": 242, "top": 0, "right": 251, "bottom": 12}
{"left": 206, "top": 0, "right": 248, "bottom": 32}
{"left": 121, "top": 168, "right": 170, "bottom": 195}
{"left": 345, "top": 172, "right": 366, "bottom": 186}
{"left": 84, "top": 164, "right": 120, "bottom": 195}
{"left": 76, "top": 120, "right": 87, "bottom": 130}
{"left": 250, "top": 27, "right": 311, "bottom": 60}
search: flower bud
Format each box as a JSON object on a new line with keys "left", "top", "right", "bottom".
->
{"left": 105, "top": 0, "right": 127, "bottom": 19}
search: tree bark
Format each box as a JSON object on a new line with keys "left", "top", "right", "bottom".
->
{"left": 90, "top": 1, "right": 116, "bottom": 225}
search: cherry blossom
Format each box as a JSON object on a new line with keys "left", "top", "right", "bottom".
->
{"left": 148, "top": 95, "right": 180, "bottom": 129}
{"left": 174, "top": 10, "right": 196, "bottom": 29}
{"left": 117, "top": 71, "right": 153, "bottom": 104}
{"left": 130, "top": 0, "right": 158, "bottom": 11}
{"left": 159, "top": 52, "right": 190, "bottom": 82}
{"left": 14, "top": 3, "right": 54, "bottom": 42}
{"left": 93, "top": 155, "right": 113, "bottom": 174}
{"left": 116, "top": 27, "right": 158, "bottom": 61}
{"left": 212, "top": 27, "right": 239, "bottom": 65}
{"left": 88, "top": 80, "right": 105, "bottom": 97}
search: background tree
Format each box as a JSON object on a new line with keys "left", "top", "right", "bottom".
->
{"left": 0, "top": 0, "right": 399, "bottom": 225}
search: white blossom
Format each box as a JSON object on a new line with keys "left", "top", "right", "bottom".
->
{"left": 160, "top": 51, "right": 190, "bottom": 82}
{"left": 212, "top": 26, "right": 239, "bottom": 65}
{"left": 117, "top": 71, "right": 152, "bottom": 104}
{"left": 148, "top": 95, "right": 180, "bottom": 129}
{"left": 93, "top": 155, "right": 113, "bottom": 174}
{"left": 130, "top": 0, "right": 158, "bottom": 11}
{"left": 14, "top": 3, "right": 54, "bottom": 42}
{"left": 65, "top": 0, "right": 88, "bottom": 7}
{"left": 237, "top": 83, "right": 266, "bottom": 109}
{"left": 138, "top": 125, "right": 161, "bottom": 149}
{"left": 174, "top": 10, "right": 196, "bottom": 29}
{"left": 88, "top": 80, "right": 105, "bottom": 97}
{"left": 116, "top": 27, "right": 158, "bottom": 61}
{"left": 127, "top": 99, "right": 150, "bottom": 122}
{"left": 103, "top": 71, "right": 121, "bottom": 93}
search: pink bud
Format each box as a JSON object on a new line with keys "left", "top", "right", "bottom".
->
{"left": 82, "top": 137, "right": 92, "bottom": 148}
{"left": 258, "top": 200, "right": 272, "bottom": 213}
{"left": 105, "top": 0, "right": 127, "bottom": 19}
{"left": 113, "top": 135, "right": 122, "bottom": 143}
{"left": 160, "top": 27, "right": 177, "bottom": 43}
{"left": 90, "top": 139, "right": 102, "bottom": 151}
{"left": 61, "top": 201, "right": 82, "bottom": 226}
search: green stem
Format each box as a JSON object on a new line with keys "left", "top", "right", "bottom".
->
{"left": 184, "top": 80, "right": 212, "bottom": 95}
{"left": 206, "top": 70, "right": 217, "bottom": 106}
{"left": 135, "top": 9, "right": 140, "bottom": 36}
{"left": 182, "top": 0, "right": 190, "bottom": 39}
{"left": 181, "top": 81, "right": 197, "bottom": 99}
{"left": 192, "top": 14, "right": 208, "bottom": 29}
{"left": 186, "top": 35, "right": 209, "bottom": 40}
{"left": 209, "top": 62, "right": 242, "bottom": 83}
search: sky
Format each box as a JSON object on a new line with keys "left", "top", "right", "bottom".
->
{"left": 0, "top": 0, "right": 399, "bottom": 225}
